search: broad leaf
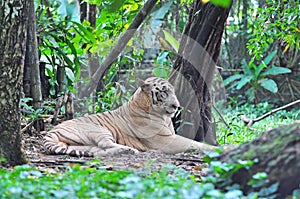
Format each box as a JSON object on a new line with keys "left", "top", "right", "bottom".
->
{"left": 236, "top": 76, "right": 253, "bottom": 90}
{"left": 260, "top": 78, "right": 278, "bottom": 93}
{"left": 151, "top": 2, "right": 172, "bottom": 32}
{"left": 259, "top": 50, "right": 277, "bottom": 68}
{"left": 262, "top": 66, "right": 292, "bottom": 76}
{"left": 162, "top": 30, "right": 179, "bottom": 52}
{"left": 246, "top": 87, "right": 255, "bottom": 102}
{"left": 65, "top": 67, "right": 75, "bottom": 82}
{"left": 223, "top": 74, "right": 243, "bottom": 86}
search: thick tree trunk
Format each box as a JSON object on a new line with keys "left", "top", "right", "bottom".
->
{"left": 218, "top": 122, "right": 300, "bottom": 198}
{"left": 169, "top": 1, "right": 231, "bottom": 145}
{"left": 0, "top": 0, "right": 28, "bottom": 166}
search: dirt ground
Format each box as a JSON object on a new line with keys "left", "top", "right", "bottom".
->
{"left": 22, "top": 126, "right": 210, "bottom": 178}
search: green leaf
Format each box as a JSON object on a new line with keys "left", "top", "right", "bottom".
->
{"left": 65, "top": 39, "right": 81, "bottom": 80}
{"left": 72, "top": 21, "right": 97, "bottom": 44}
{"left": 153, "top": 67, "right": 169, "bottom": 79}
{"left": 151, "top": 2, "right": 172, "bottom": 31}
{"left": 209, "top": 0, "right": 231, "bottom": 8}
{"left": 162, "top": 30, "right": 179, "bottom": 52}
{"left": 260, "top": 78, "right": 278, "bottom": 93}
{"left": 65, "top": 67, "right": 75, "bottom": 82}
{"left": 223, "top": 74, "right": 243, "bottom": 86}
{"left": 90, "top": 39, "right": 115, "bottom": 56}
{"left": 108, "top": 0, "right": 126, "bottom": 12}
{"left": 262, "top": 66, "right": 292, "bottom": 76}
{"left": 259, "top": 50, "right": 277, "bottom": 67}
{"left": 236, "top": 76, "right": 253, "bottom": 90}
{"left": 241, "top": 59, "right": 254, "bottom": 76}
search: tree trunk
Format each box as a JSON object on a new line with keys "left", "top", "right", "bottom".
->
{"left": 79, "top": 0, "right": 87, "bottom": 22}
{"left": 0, "top": 0, "right": 28, "bottom": 166}
{"left": 25, "top": 0, "right": 42, "bottom": 109}
{"left": 169, "top": 1, "right": 231, "bottom": 145}
{"left": 56, "top": 65, "right": 66, "bottom": 94}
{"left": 218, "top": 122, "right": 300, "bottom": 198}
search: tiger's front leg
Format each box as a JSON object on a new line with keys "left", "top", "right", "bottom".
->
{"left": 92, "top": 130, "right": 139, "bottom": 157}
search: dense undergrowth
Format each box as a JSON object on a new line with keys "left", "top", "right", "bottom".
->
{"left": 216, "top": 102, "right": 299, "bottom": 144}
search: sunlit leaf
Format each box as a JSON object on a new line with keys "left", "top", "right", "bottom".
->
{"left": 65, "top": 67, "right": 75, "bottom": 82}
{"left": 162, "top": 30, "right": 179, "bottom": 52}
{"left": 72, "top": 21, "right": 97, "bottom": 44}
{"left": 209, "top": 0, "right": 231, "bottom": 8}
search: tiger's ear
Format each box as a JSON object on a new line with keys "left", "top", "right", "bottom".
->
{"left": 137, "top": 78, "right": 152, "bottom": 92}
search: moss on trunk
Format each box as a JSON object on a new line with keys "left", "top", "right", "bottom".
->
{"left": 219, "top": 122, "right": 300, "bottom": 197}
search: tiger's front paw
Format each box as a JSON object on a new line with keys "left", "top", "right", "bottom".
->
{"left": 117, "top": 146, "right": 139, "bottom": 155}
{"left": 94, "top": 146, "right": 139, "bottom": 157}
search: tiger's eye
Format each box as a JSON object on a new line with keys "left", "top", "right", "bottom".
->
{"left": 160, "top": 92, "right": 167, "bottom": 98}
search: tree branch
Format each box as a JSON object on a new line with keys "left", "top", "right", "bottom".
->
{"left": 241, "top": 99, "right": 300, "bottom": 126}
{"left": 78, "top": 0, "right": 158, "bottom": 98}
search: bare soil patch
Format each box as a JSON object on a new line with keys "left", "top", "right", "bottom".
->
{"left": 21, "top": 127, "right": 209, "bottom": 178}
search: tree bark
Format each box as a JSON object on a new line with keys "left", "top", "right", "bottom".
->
{"left": 218, "top": 122, "right": 300, "bottom": 198}
{"left": 25, "top": 0, "right": 42, "bottom": 109}
{"left": 0, "top": 0, "right": 28, "bottom": 166}
{"left": 169, "top": 1, "right": 231, "bottom": 145}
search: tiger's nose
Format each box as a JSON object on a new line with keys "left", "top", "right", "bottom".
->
{"left": 172, "top": 104, "right": 179, "bottom": 109}
{"left": 171, "top": 99, "right": 180, "bottom": 110}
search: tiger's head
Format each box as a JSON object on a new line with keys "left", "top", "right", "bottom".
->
{"left": 137, "top": 77, "right": 180, "bottom": 117}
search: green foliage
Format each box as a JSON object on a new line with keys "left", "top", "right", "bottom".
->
{"left": 0, "top": 164, "right": 203, "bottom": 199}
{"left": 202, "top": 157, "right": 285, "bottom": 198}
{"left": 95, "top": 82, "right": 132, "bottom": 113}
{"left": 162, "top": 30, "right": 180, "bottom": 52}
{"left": 247, "top": 0, "right": 299, "bottom": 60}
{"left": 153, "top": 50, "right": 173, "bottom": 79}
{"left": 3, "top": 162, "right": 295, "bottom": 199}
{"left": 209, "top": 0, "right": 231, "bottom": 8}
{"left": 223, "top": 51, "right": 291, "bottom": 102}
{"left": 37, "top": 0, "right": 142, "bottom": 97}
{"left": 37, "top": 0, "right": 83, "bottom": 96}
{"left": 215, "top": 102, "right": 299, "bottom": 145}
{"left": 20, "top": 98, "right": 44, "bottom": 122}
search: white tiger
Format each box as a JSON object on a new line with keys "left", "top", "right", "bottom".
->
{"left": 43, "top": 77, "right": 216, "bottom": 157}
